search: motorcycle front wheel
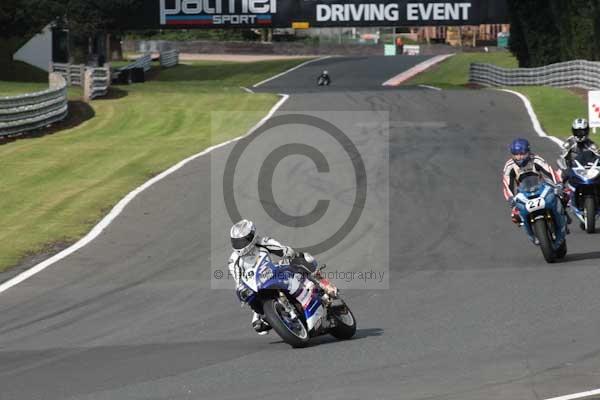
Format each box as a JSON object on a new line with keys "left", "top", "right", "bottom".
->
{"left": 263, "top": 297, "right": 310, "bottom": 348}
{"left": 533, "top": 218, "right": 558, "bottom": 263}
{"left": 329, "top": 301, "right": 357, "bottom": 340}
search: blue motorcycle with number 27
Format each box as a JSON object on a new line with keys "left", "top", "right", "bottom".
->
{"left": 514, "top": 174, "right": 568, "bottom": 263}
{"left": 234, "top": 251, "right": 356, "bottom": 348}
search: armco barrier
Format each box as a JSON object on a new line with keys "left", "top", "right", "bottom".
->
{"left": 85, "top": 66, "right": 110, "bottom": 100}
{"left": 470, "top": 60, "right": 600, "bottom": 89}
{"left": 160, "top": 49, "right": 179, "bottom": 68}
{"left": 0, "top": 73, "right": 68, "bottom": 137}
{"left": 120, "top": 53, "right": 152, "bottom": 72}
{"left": 49, "top": 62, "right": 85, "bottom": 86}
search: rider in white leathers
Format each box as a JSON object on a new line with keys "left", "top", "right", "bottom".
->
{"left": 227, "top": 219, "right": 336, "bottom": 335}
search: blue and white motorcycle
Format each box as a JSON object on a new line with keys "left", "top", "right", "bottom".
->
{"left": 514, "top": 174, "right": 568, "bottom": 263}
{"left": 234, "top": 252, "right": 356, "bottom": 348}
{"left": 558, "top": 150, "right": 600, "bottom": 233}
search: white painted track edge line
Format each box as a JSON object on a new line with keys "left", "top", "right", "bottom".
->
{"left": 0, "top": 93, "right": 290, "bottom": 295}
{"left": 544, "top": 387, "right": 600, "bottom": 400}
{"left": 499, "top": 90, "right": 597, "bottom": 400}
{"left": 499, "top": 89, "right": 565, "bottom": 147}
{"left": 252, "top": 56, "right": 332, "bottom": 88}
{"left": 418, "top": 84, "right": 442, "bottom": 91}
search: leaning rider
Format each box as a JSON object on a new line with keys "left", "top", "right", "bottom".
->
{"left": 227, "top": 219, "right": 336, "bottom": 335}
{"left": 502, "top": 138, "right": 569, "bottom": 226}
{"left": 317, "top": 70, "right": 331, "bottom": 86}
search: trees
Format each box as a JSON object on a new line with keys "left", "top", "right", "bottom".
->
{"left": 0, "top": 0, "right": 63, "bottom": 40}
{"left": 1, "top": 0, "right": 143, "bottom": 62}
{"left": 508, "top": 0, "right": 600, "bottom": 67}
{"left": 62, "top": 0, "right": 143, "bottom": 35}
{"left": 0, "top": 0, "right": 64, "bottom": 61}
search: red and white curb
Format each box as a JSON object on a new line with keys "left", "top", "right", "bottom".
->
{"left": 382, "top": 54, "right": 455, "bottom": 86}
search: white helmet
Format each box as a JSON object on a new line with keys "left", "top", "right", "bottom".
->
{"left": 230, "top": 219, "right": 257, "bottom": 256}
{"left": 572, "top": 118, "right": 590, "bottom": 142}
{"left": 323, "top": 70, "right": 328, "bottom": 75}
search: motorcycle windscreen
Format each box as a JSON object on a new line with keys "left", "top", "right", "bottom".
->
{"left": 518, "top": 174, "right": 543, "bottom": 195}
{"left": 574, "top": 150, "right": 599, "bottom": 167}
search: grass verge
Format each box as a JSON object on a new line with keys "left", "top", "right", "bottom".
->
{"left": 0, "top": 81, "right": 49, "bottom": 96}
{"left": 0, "top": 58, "right": 310, "bottom": 272}
{"left": 405, "top": 51, "right": 587, "bottom": 138}
{"left": 406, "top": 51, "right": 518, "bottom": 89}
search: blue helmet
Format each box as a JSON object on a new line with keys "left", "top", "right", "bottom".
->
{"left": 509, "top": 138, "right": 531, "bottom": 167}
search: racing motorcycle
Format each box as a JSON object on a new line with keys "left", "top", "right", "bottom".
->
{"left": 317, "top": 75, "right": 331, "bottom": 86}
{"left": 514, "top": 174, "right": 568, "bottom": 263}
{"left": 558, "top": 150, "right": 600, "bottom": 233}
{"left": 234, "top": 252, "right": 356, "bottom": 348}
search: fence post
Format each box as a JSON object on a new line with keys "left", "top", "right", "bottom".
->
{"left": 80, "top": 65, "right": 85, "bottom": 86}
{"left": 83, "top": 69, "right": 93, "bottom": 103}
{"left": 105, "top": 63, "right": 111, "bottom": 87}
{"left": 66, "top": 63, "right": 72, "bottom": 86}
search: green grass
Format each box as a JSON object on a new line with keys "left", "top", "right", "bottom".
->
{"left": 406, "top": 51, "right": 585, "bottom": 139}
{"left": 406, "top": 51, "right": 518, "bottom": 88}
{"left": 0, "top": 59, "right": 309, "bottom": 271}
{"left": 0, "top": 81, "right": 49, "bottom": 96}
{"left": 515, "top": 86, "right": 586, "bottom": 139}
{"left": 156, "top": 59, "right": 310, "bottom": 88}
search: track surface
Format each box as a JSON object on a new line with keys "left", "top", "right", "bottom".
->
{"left": 2, "top": 56, "right": 600, "bottom": 400}
{"left": 254, "top": 55, "right": 431, "bottom": 92}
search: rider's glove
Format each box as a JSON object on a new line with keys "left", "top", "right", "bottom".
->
{"left": 508, "top": 197, "right": 516, "bottom": 208}
{"left": 554, "top": 183, "right": 564, "bottom": 196}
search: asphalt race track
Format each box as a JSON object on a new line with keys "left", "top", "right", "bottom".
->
{"left": 254, "top": 55, "right": 431, "bottom": 92}
{"left": 2, "top": 56, "right": 600, "bottom": 400}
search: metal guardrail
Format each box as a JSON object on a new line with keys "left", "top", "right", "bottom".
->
{"left": 0, "top": 73, "right": 68, "bottom": 137}
{"left": 120, "top": 53, "right": 152, "bottom": 72}
{"left": 88, "top": 67, "right": 110, "bottom": 100}
{"left": 49, "top": 62, "right": 85, "bottom": 86}
{"left": 160, "top": 50, "right": 179, "bottom": 68}
{"left": 469, "top": 60, "right": 600, "bottom": 89}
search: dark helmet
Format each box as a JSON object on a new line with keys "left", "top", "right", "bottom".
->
{"left": 509, "top": 138, "right": 531, "bottom": 167}
{"left": 572, "top": 118, "right": 589, "bottom": 142}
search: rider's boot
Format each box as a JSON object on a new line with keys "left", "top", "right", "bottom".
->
{"left": 511, "top": 208, "right": 523, "bottom": 226}
{"left": 251, "top": 312, "right": 271, "bottom": 335}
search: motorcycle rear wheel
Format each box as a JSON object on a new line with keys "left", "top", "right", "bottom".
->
{"left": 556, "top": 239, "right": 567, "bottom": 259}
{"left": 584, "top": 196, "right": 596, "bottom": 233}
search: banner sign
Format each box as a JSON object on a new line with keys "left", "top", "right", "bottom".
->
{"left": 128, "top": 0, "right": 509, "bottom": 29}
{"left": 588, "top": 91, "right": 600, "bottom": 129}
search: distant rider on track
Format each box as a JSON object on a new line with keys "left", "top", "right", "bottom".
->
{"left": 317, "top": 70, "right": 331, "bottom": 86}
